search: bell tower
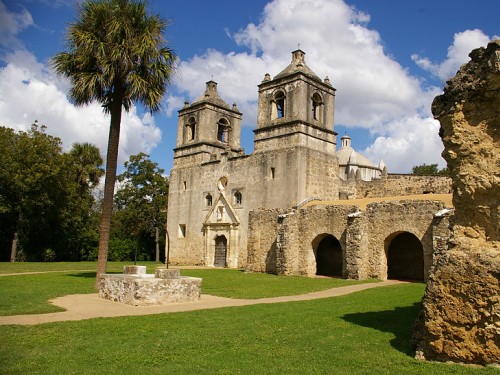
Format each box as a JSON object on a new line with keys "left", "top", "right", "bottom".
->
{"left": 254, "top": 49, "right": 337, "bottom": 153}
{"left": 173, "top": 80, "right": 243, "bottom": 167}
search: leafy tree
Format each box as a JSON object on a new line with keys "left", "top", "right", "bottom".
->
{"left": 0, "top": 123, "right": 67, "bottom": 261}
{"left": 52, "top": 0, "right": 177, "bottom": 284}
{"left": 114, "top": 153, "right": 168, "bottom": 262}
{"left": 0, "top": 124, "right": 105, "bottom": 262}
{"left": 411, "top": 163, "right": 450, "bottom": 176}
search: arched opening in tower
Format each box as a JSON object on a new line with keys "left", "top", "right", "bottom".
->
{"left": 386, "top": 232, "right": 424, "bottom": 281}
{"left": 315, "top": 235, "right": 342, "bottom": 277}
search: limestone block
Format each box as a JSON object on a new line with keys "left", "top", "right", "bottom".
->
{"left": 99, "top": 274, "right": 202, "bottom": 306}
{"left": 414, "top": 40, "right": 500, "bottom": 365}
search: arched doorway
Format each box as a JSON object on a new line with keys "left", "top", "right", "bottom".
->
{"left": 315, "top": 235, "right": 343, "bottom": 277}
{"left": 386, "top": 232, "right": 424, "bottom": 281}
{"left": 214, "top": 235, "right": 227, "bottom": 267}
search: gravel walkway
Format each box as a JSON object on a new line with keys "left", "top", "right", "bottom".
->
{"left": 0, "top": 280, "right": 405, "bottom": 326}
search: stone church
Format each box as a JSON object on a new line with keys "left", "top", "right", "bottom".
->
{"left": 166, "top": 50, "right": 451, "bottom": 278}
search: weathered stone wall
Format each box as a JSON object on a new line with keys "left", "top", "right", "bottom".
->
{"left": 339, "top": 174, "right": 451, "bottom": 199}
{"left": 364, "top": 200, "right": 445, "bottom": 281}
{"left": 246, "top": 208, "right": 287, "bottom": 273}
{"left": 99, "top": 273, "right": 202, "bottom": 306}
{"left": 247, "top": 201, "right": 445, "bottom": 280}
{"left": 273, "top": 205, "right": 358, "bottom": 276}
{"left": 413, "top": 40, "right": 500, "bottom": 365}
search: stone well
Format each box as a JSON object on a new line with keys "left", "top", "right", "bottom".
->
{"left": 99, "top": 265, "right": 202, "bottom": 306}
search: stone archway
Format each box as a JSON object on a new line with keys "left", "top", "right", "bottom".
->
{"left": 385, "top": 232, "right": 424, "bottom": 281}
{"left": 214, "top": 235, "right": 227, "bottom": 267}
{"left": 314, "top": 234, "right": 343, "bottom": 277}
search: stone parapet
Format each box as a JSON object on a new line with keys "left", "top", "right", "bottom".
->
{"left": 99, "top": 269, "right": 201, "bottom": 306}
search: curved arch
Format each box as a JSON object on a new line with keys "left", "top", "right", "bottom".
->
{"left": 184, "top": 116, "right": 196, "bottom": 142}
{"left": 217, "top": 117, "right": 230, "bottom": 143}
{"left": 311, "top": 92, "right": 323, "bottom": 121}
{"left": 272, "top": 90, "right": 286, "bottom": 119}
{"left": 385, "top": 231, "right": 424, "bottom": 281}
{"left": 312, "top": 233, "right": 342, "bottom": 277}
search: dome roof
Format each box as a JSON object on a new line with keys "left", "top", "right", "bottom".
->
{"left": 336, "top": 135, "right": 379, "bottom": 169}
{"left": 274, "top": 50, "right": 322, "bottom": 82}
{"left": 191, "top": 81, "right": 230, "bottom": 109}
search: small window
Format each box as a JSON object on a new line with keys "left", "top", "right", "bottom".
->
{"left": 234, "top": 191, "right": 242, "bottom": 205}
{"left": 178, "top": 224, "right": 186, "bottom": 238}
{"left": 271, "top": 167, "right": 275, "bottom": 179}
{"left": 205, "top": 193, "right": 213, "bottom": 207}
{"left": 183, "top": 181, "right": 187, "bottom": 190}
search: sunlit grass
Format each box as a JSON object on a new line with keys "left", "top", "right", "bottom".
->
{"left": 0, "top": 283, "right": 496, "bottom": 374}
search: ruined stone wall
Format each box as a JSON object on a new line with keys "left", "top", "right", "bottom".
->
{"left": 413, "top": 41, "right": 500, "bottom": 365}
{"left": 365, "top": 200, "right": 445, "bottom": 281}
{"left": 339, "top": 174, "right": 451, "bottom": 199}
{"left": 246, "top": 208, "right": 287, "bottom": 273}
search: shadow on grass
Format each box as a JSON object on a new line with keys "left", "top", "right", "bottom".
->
{"left": 67, "top": 272, "right": 97, "bottom": 278}
{"left": 341, "top": 302, "right": 421, "bottom": 356}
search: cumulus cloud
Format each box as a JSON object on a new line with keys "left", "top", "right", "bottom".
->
{"left": 168, "top": 0, "right": 493, "bottom": 172}
{"left": 0, "top": 2, "right": 163, "bottom": 166}
{"left": 411, "top": 29, "right": 492, "bottom": 81}
{"left": 363, "top": 116, "right": 445, "bottom": 172}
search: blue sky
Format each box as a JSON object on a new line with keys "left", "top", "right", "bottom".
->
{"left": 1, "top": 0, "right": 498, "bottom": 174}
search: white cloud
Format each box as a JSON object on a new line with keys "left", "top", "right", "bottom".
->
{"left": 0, "top": 53, "right": 162, "bottom": 165}
{"left": 363, "top": 116, "right": 445, "bottom": 172}
{"left": 169, "top": 0, "right": 438, "bottom": 172}
{"left": 0, "top": 1, "right": 163, "bottom": 167}
{"left": 169, "top": 0, "right": 493, "bottom": 173}
{"left": 411, "top": 29, "right": 492, "bottom": 81}
{"left": 0, "top": 1, "right": 33, "bottom": 49}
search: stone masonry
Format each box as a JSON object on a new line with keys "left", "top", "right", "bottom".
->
{"left": 166, "top": 49, "right": 451, "bottom": 272}
{"left": 413, "top": 41, "right": 500, "bottom": 365}
{"left": 99, "top": 266, "right": 202, "bottom": 306}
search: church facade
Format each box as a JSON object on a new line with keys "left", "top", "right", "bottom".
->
{"left": 166, "top": 50, "right": 451, "bottom": 275}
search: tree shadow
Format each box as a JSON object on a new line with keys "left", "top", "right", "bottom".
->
{"left": 66, "top": 272, "right": 97, "bottom": 278}
{"left": 341, "top": 302, "right": 421, "bottom": 356}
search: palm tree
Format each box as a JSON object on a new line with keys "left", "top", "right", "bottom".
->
{"left": 69, "top": 142, "right": 104, "bottom": 193}
{"left": 52, "top": 0, "right": 177, "bottom": 287}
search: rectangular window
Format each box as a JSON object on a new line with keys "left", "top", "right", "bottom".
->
{"left": 183, "top": 181, "right": 187, "bottom": 190}
{"left": 178, "top": 224, "right": 186, "bottom": 238}
{"left": 271, "top": 167, "right": 275, "bottom": 179}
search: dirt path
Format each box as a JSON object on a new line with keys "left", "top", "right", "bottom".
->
{"left": 0, "top": 280, "right": 405, "bottom": 326}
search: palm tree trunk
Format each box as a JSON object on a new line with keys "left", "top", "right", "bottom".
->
{"left": 95, "top": 90, "right": 123, "bottom": 289}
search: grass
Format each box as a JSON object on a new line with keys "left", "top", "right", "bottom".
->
{"left": 0, "top": 263, "right": 497, "bottom": 374}
{"left": 179, "top": 269, "right": 375, "bottom": 299}
{"left": 0, "top": 263, "right": 371, "bottom": 316}
{"left": 1, "top": 283, "right": 498, "bottom": 374}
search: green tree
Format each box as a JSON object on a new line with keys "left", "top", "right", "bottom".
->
{"left": 69, "top": 142, "right": 105, "bottom": 193}
{"left": 52, "top": 0, "right": 177, "bottom": 284}
{"left": 114, "top": 153, "right": 168, "bottom": 262}
{"left": 59, "top": 143, "right": 104, "bottom": 261}
{"left": 412, "top": 163, "right": 450, "bottom": 176}
{"left": 0, "top": 123, "right": 67, "bottom": 261}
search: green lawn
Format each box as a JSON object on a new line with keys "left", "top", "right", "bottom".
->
{"left": 0, "top": 263, "right": 373, "bottom": 316}
{"left": 0, "top": 263, "right": 498, "bottom": 374}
